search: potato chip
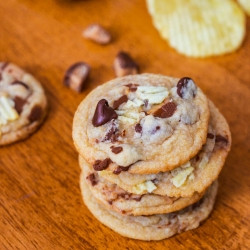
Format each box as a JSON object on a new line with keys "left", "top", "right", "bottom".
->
{"left": 237, "top": 0, "right": 250, "bottom": 15}
{"left": 146, "top": 0, "right": 246, "bottom": 57}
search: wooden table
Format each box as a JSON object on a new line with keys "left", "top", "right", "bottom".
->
{"left": 1, "top": 1, "right": 250, "bottom": 249}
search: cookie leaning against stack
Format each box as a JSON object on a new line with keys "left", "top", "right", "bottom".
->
{"left": 72, "top": 74, "right": 231, "bottom": 241}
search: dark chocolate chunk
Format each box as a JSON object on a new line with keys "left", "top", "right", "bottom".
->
{"left": 63, "top": 62, "right": 90, "bottom": 92}
{"left": 111, "top": 146, "right": 123, "bottom": 154}
{"left": 12, "top": 80, "right": 29, "bottom": 89}
{"left": 153, "top": 102, "right": 177, "bottom": 118}
{"left": 207, "top": 133, "right": 215, "bottom": 139}
{"left": 93, "top": 158, "right": 111, "bottom": 171}
{"left": 14, "top": 96, "right": 26, "bottom": 114}
{"left": 28, "top": 105, "right": 42, "bottom": 122}
{"left": 102, "top": 120, "right": 118, "bottom": 141}
{"left": 192, "top": 197, "right": 204, "bottom": 210}
{"left": 92, "top": 99, "right": 118, "bottom": 127}
{"left": 113, "top": 166, "right": 130, "bottom": 175}
{"left": 132, "top": 196, "right": 142, "bottom": 202}
{"left": 86, "top": 173, "right": 98, "bottom": 186}
{"left": 125, "top": 83, "right": 139, "bottom": 92}
{"left": 135, "top": 123, "right": 142, "bottom": 133}
{"left": 215, "top": 135, "right": 228, "bottom": 143}
{"left": 114, "top": 51, "right": 139, "bottom": 77}
{"left": 177, "top": 77, "right": 196, "bottom": 99}
{"left": 113, "top": 95, "right": 128, "bottom": 109}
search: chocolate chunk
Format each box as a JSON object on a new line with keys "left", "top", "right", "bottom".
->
{"left": 92, "top": 99, "right": 118, "bottom": 127}
{"left": 83, "top": 24, "right": 111, "bottom": 45}
{"left": 144, "top": 99, "right": 149, "bottom": 108}
{"left": 14, "top": 96, "right": 26, "bottom": 114}
{"left": 102, "top": 120, "right": 118, "bottom": 142}
{"left": 86, "top": 173, "right": 98, "bottom": 186}
{"left": 28, "top": 105, "right": 42, "bottom": 122}
{"left": 93, "top": 158, "right": 111, "bottom": 171}
{"left": 63, "top": 62, "right": 90, "bottom": 93}
{"left": 215, "top": 135, "right": 228, "bottom": 143}
{"left": 177, "top": 77, "right": 196, "bottom": 99}
{"left": 177, "top": 77, "right": 192, "bottom": 98}
{"left": 132, "top": 196, "right": 142, "bottom": 202}
{"left": 12, "top": 80, "right": 29, "bottom": 90}
{"left": 113, "top": 95, "right": 128, "bottom": 110}
{"left": 207, "top": 133, "right": 215, "bottom": 139}
{"left": 125, "top": 83, "right": 139, "bottom": 92}
{"left": 113, "top": 166, "right": 130, "bottom": 175}
{"left": 135, "top": 123, "right": 142, "bottom": 133}
{"left": 111, "top": 146, "right": 123, "bottom": 154}
{"left": 192, "top": 197, "right": 204, "bottom": 210}
{"left": 110, "top": 133, "right": 120, "bottom": 143}
{"left": 153, "top": 102, "right": 177, "bottom": 118}
{"left": 114, "top": 51, "right": 139, "bottom": 77}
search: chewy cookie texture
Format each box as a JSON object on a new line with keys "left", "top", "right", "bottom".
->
{"left": 72, "top": 74, "right": 231, "bottom": 240}
{"left": 0, "top": 62, "right": 48, "bottom": 145}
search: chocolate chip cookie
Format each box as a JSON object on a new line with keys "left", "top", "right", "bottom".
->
{"left": 73, "top": 74, "right": 210, "bottom": 174}
{"left": 80, "top": 156, "right": 205, "bottom": 216}
{"left": 80, "top": 173, "right": 218, "bottom": 241}
{"left": 0, "top": 62, "right": 48, "bottom": 145}
{"left": 97, "top": 100, "right": 231, "bottom": 197}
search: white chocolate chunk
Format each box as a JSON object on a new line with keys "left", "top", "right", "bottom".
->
{"left": 135, "top": 91, "right": 169, "bottom": 104}
{"left": 109, "top": 144, "right": 140, "bottom": 167}
{"left": 171, "top": 166, "right": 194, "bottom": 188}
{"left": 118, "top": 116, "right": 137, "bottom": 125}
{"left": 137, "top": 86, "right": 168, "bottom": 94}
{"left": 121, "top": 99, "right": 143, "bottom": 109}
{"left": 136, "top": 86, "right": 169, "bottom": 104}
{"left": 133, "top": 180, "right": 157, "bottom": 194}
{"left": 0, "top": 96, "right": 19, "bottom": 122}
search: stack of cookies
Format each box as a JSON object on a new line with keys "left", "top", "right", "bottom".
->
{"left": 72, "top": 74, "right": 231, "bottom": 241}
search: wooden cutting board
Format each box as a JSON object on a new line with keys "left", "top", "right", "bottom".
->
{"left": 1, "top": 0, "right": 250, "bottom": 249}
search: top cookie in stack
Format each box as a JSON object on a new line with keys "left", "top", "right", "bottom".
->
{"left": 73, "top": 74, "right": 210, "bottom": 174}
{"left": 72, "top": 74, "right": 231, "bottom": 240}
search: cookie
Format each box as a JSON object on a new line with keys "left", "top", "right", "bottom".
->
{"left": 73, "top": 74, "right": 210, "bottom": 174}
{"left": 0, "top": 62, "right": 48, "bottom": 145}
{"left": 80, "top": 173, "right": 218, "bottom": 241}
{"left": 80, "top": 156, "right": 205, "bottom": 216}
{"left": 96, "top": 100, "right": 231, "bottom": 197}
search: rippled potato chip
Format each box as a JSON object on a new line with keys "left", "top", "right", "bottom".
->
{"left": 146, "top": 0, "right": 246, "bottom": 58}
{"left": 238, "top": 0, "right": 250, "bottom": 15}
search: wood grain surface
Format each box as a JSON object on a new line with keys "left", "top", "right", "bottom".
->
{"left": 1, "top": 0, "right": 250, "bottom": 249}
